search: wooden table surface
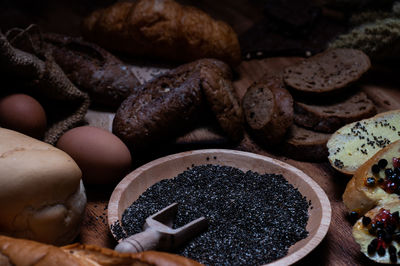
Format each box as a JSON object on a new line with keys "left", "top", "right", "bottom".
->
{"left": 4, "top": 0, "right": 400, "bottom": 265}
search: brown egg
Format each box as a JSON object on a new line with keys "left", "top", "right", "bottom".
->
{"left": 0, "top": 94, "right": 47, "bottom": 139}
{"left": 56, "top": 126, "right": 132, "bottom": 185}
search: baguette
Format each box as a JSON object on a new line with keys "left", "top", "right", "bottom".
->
{"left": 0, "top": 235, "right": 202, "bottom": 266}
{"left": 327, "top": 110, "right": 400, "bottom": 175}
{"left": 82, "top": 0, "right": 241, "bottom": 67}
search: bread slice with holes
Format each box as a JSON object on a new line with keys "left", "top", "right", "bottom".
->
{"left": 242, "top": 76, "right": 293, "bottom": 146}
{"left": 283, "top": 124, "right": 331, "bottom": 161}
{"left": 327, "top": 110, "right": 400, "bottom": 175}
{"left": 283, "top": 49, "right": 371, "bottom": 95}
{"left": 294, "top": 91, "right": 376, "bottom": 133}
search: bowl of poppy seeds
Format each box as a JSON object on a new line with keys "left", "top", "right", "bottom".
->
{"left": 108, "top": 149, "right": 331, "bottom": 265}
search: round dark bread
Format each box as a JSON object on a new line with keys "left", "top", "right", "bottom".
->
{"left": 282, "top": 124, "right": 331, "bottom": 161}
{"left": 294, "top": 91, "right": 376, "bottom": 133}
{"left": 283, "top": 48, "right": 371, "bottom": 95}
{"left": 242, "top": 76, "right": 293, "bottom": 146}
{"left": 42, "top": 33, "right": 140, "bottom": 109}
{"left": 112, "top": 67, "right": 203, "bottom": 152}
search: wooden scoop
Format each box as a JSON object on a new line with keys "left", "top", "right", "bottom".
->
{"left": 115, "top": 203, "right": 208, "bottom": 253}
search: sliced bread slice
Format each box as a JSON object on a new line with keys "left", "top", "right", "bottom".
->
{"left": 294, "top": 91, "right": 376, "bottom": 133}
{"left": 283, "top": 48, "right": 371, "bottom": 95}
{"left": 327, "top": 110, "right": 400, "bottom": 175}
{"left": 242, "top": 76, "right": 293, "bottom": 146}
{"left": 283, "top": 124, "right": 331, "bottom": 161}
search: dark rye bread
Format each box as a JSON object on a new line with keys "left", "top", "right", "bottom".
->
{"left": 113, "top": 59, "right": 242, "bottom": 152}
{"left": 199, "top": 61, "right": 244, "bottom": 142}
{"left": 294, "top": 91, "right": 376, "bottom": 133}
{"left": 242, "top": 76, "right": 293, "bottom": 146}
{"left": 283, "top": 49, "right": 371, "bottom": 95}
{"left": 283, "top": 124, "right": 331, "bottom": 161}
{"left": 42, "top": 33, "right": 140, "bottom": 109}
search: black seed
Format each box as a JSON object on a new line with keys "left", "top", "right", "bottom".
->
{"left": 362, "top": 216, "right": 371, "bottom": 226}
{"left": 376, "top": 221, "right": 384, "bottom": 229}
{"left": 369, "top": 223, "right": 377, "bottom": 234}
{"left": 383, "top": 231, "right": 392, "bottom": 243}
{"left": 393, "top": 232, "right": 400, "bottom": 242}
{"left": 119, "top": 164, "right": 310, "bottom": 265}
{"left": 372, "top": 164, "right": 380, "bottom": 174}
{"left": 378, "top": 178, "right": 384, "bottom": 184}
{"left": 378, "top": 246, "right": 386, "bottom": 256}
{"left": 378, "top": 159, "right": 388, "bottom": 169}
{"left": 395, "top": 167, "right": 400, "bottom": 176}
{"left": 392, "top": 211, "right": 399, "bottom": 222}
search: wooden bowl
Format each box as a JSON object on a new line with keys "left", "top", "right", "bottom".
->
{"left": 108, "top": 149, "right": 331, "bottom": 265}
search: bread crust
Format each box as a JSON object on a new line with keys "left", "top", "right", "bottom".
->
{"left": 0, "top": 235, "right": 202, "bottom": 266}
{"left": 82, "top": 0, "right": 241, "bottom": 67}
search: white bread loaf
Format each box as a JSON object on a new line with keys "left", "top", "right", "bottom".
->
{"left": 0, "top": 128, "right": 86, "bottom": 245}
{"left": 327, "top": 110, "right": 400, "bottom": 175}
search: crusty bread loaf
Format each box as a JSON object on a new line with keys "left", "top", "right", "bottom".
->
{"left": 43, "top": 33, "right": 140, "bottom": 109}
{"left": 283, "top": 49, "right": 370, "bottom": 95}
{"left": 343, "top": 139, "right": 400, "bottom": 215}
{"left": 82, "top": 0, "right": 241, "bottom": 67}
{"left": 283, "top": 124, "right": 331, "bottom": 161}
{"left": 113, "top": 59, "right": 241, "bottom": 152}
{"left": 327, "top": 110, "right": 400, "bottom": 175}
{"left": 242, "top": 76, "right": 293, "bottom": 146}
{"left": 0, "top": 128, "right": 86, "bottom": 246}
{"left": 0, "top": 235, "right": 202, "bottom": 266}
{"left": 294, "top": 91, "right": 376, "bottom": 133}
{"left": 352, "top": 202, "right": 400, "bottom": 264}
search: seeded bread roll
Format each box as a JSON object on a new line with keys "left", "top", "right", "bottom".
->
{"left": 283, "top": 124, "right": 331, "bottom": 161}
{"left": 283, "top": 49, "right": 371, "bottom": 95}
{"left": 82, "top": 0, "right": 241, "bottom": 67}
{"left": 0, "top": 128, "right": 86, "bottom": 245}
{"left": 294, "top": 91, "right": 376, "bottom": 133}
{"left": 0, "top": 235, "right": 202, "bottom": 266}
{"left": 327, "top": 110, "right": 400, "bottom": 175}
{"left": 242, "top": 76, "right": 293, "bottom": 146}
{"left": 352, "top": 202, "right": 400, "bottom": 264}
{"left": 343, "top": 140, "right": 400, "bottom": 216}
{"left": 43, "top": 33, "right": 140, "bottom": 109}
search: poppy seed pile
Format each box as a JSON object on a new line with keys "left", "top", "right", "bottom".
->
{"left": 117, "top": 164, "right": 310, "bottom": 265}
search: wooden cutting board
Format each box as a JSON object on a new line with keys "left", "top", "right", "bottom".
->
{"left": 79, "top": 56, "right": 399, "bottom": 266}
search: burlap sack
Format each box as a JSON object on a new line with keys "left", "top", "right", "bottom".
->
{"left": 0, "top": 25, "right": 90, "bottom": 144}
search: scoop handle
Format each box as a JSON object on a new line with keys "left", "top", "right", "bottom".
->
{"left": 115, "top": 229, "right": 161, "bottom": 253}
